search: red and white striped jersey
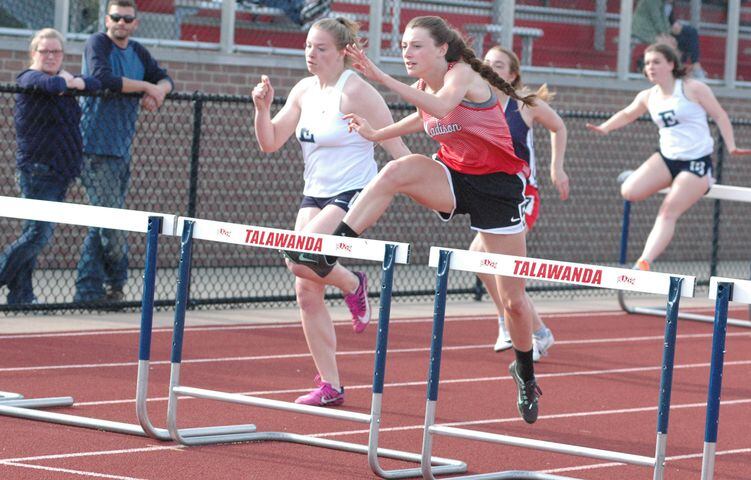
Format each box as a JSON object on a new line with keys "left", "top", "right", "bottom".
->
{"left": 418, "top": 67, "right": 529, "bottom": 176}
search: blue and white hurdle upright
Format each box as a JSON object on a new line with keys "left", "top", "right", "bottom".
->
{"left": 700, "top": 276, "right": 751, "bottom": 480}
{"left": 164, "top": 217, "right": 467, "bottom": 479}
{"left": 421, "top": 246, "right": 696, "bottom": 480}
{"left": 0, "top": 196, "right": 258, "bottom": 442}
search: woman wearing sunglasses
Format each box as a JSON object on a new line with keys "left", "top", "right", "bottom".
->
{"left": 0, "top": 28, "right": 100, "bottom": 305}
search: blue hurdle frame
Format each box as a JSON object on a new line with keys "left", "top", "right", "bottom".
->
{"left": 420, "top": 249, "right": 686, "bottom": 480}
{"left": 165, "top": 221, "right": 466, "bottom": 479}
{"left": 700, "top": 281, "right": 732, "bottom": 480}
{"left": 618, "top": 199, "right": 751, "bottom": 328}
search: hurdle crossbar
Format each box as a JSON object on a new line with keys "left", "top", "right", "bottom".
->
{"left": 0, "top": 197, "right": 258, "bottom": 441}
{"left": 420, "top": 246, "right": 695, "bottom": 480}
{"left": 618, "top": 183, "right": 751, "bottom": 327}
{"left": 700, "top": 276, "right": 751, "bottom": 480}
{"left": 165, "top": 218, "right": 466, "bottom": 479}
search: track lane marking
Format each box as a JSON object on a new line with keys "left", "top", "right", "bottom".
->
{"left": 2, "top": 331, "right": 749, "bottom": 373}
{"left": 2, "top": 306, "right": 743, "bottom": 340}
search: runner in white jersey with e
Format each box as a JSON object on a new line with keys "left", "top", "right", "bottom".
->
{"left": 587, "top": 43, "right": 750, "bottom": 272}
{"left": 252, "top": 17, "right": 410, "bottom": 407}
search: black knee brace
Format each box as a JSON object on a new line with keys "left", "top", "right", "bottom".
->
{"left": 280, "top": 250, "right": 336, "bottom": 278}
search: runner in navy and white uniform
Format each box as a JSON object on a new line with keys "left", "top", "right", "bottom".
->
{"left": 252, "top": 17, "right": 409, "bottom": 407}
{"left": 588, "top": 43, "right": 750, "bottom": 271}
{"left": 469, "top": 46, "right": 569, "bottom": 361}
{"left": 333, "top": 16, "right": 543, "bottom": 424}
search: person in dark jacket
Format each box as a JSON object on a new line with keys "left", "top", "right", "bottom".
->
{"left": 74, "top": 0, "right": 173, "bottom": 303}
{"left": 0, "top": 28, "right": 100, "bottom": 305}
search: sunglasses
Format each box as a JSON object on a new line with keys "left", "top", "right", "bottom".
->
{"left": 108, "top": 13, "right": 136, "bottom": 24}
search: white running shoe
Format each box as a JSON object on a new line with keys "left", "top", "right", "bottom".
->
{"left": 493, "top": 316, "right": 513, "bottom": 352}
{"left": 532, "top": 327, "right": 554, "bottom": 362}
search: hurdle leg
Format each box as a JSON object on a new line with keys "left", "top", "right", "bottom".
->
{"left": 700, "top": 282, "right": 732, "bottom": 480}
{"left": 166, "top": 220, "right": 259, "bottom": 445}
{"left": 420, "top": 249, "right": 456, "bottom": 480}
{"left": 0, "top": 216, "right": 161, "bottom": 436}
{"left": 652, "top": 276, "right": 684, "bottom": 480}
{"left": 367, "top": 246, "right": 467, "bottom": 479}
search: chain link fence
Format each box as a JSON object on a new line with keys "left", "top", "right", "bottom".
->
{"left": 1, "top": 85, "right": 750, "bottom": 313}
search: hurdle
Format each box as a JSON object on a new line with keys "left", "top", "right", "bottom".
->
{"left": 165, "top": 218, "right": 466, "bottom": 478}
{"left": 618, "top": 182, "right": 751, "bottom": 328}
{"left": 700, "top": 276, "right": 751, "bottom": 480}
{"left": 0, "top": 196, "right": 258, "bottom": 441}
{"left": 421, "top": 247, "right": 696, "bottom": 480}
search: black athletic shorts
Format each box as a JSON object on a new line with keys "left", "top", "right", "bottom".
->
{"left": 659, "top": 151, "right": 713, "bottom": 180}
{"left": 300, "top": 189, "right": 361, "bottom": 212}
{"left": 432, "top": 155, "right": 527, "bottom": 234}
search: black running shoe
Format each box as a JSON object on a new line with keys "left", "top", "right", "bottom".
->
{"left": 509, "top": 361, "right": 542, "bottom": 424}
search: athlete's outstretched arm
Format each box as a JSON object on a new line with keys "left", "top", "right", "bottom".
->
{"left": 346, "top": 76, "right": 412, "bottom": 159}
{"left": 345, "top": 44, "right": 472, "bottom": 119}
{"left": 688, "top": 79, "right": 751, "bottom": 156}
{"left": 586, "top": 89, "right": 650, "bottom": 135}
{"left": 345, "top": 111, "right": 422, "bottom": 143}
{"left": 529, "top": 99, "right": 569, "bottom": 200}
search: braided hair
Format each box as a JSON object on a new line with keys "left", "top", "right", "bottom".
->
{"left": 406, "top": 16, "right": 536, "bottom": 107}
{"left": 486, "top": 45, "right": 554, "bottom": 102}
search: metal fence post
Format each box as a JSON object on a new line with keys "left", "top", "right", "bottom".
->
{"left": 710, "top": 136, "right": 725, "bottom": 278}
{"left": 220, "top": 0, "right": 237, "bottom": 54}
{"left": 187, "top": 93, "right": 204, "bottom": 218}
{"left": 617, "top": 0, "right": 634, "bottom": 81}
{"left": 724, "top": 0, "right": 740, "bottom": 88}
{"left": 367, "top": 0, "right": 384, "bottom": 64}
{"left": 54, "top": 0, "right": 70, "bottom": 35}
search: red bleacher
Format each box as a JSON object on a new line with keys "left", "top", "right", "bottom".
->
{"left": 139, "top": 0, "right": 749, "bottom": 81}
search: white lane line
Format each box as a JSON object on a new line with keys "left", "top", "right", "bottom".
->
{"left": 540, "top": 447, "right": 751, "bottom": 474}
{"left": 4, "top": 306, "right": 739, "bottom": 340}
{"left": 0, "top": 445, "right": 182, "bottom": 463}
{"left": 62, "top": 359, "right": 751, "bottom": 407}
{"left": 3, "top": 330, "right": 749, "bottom": 374}
{"left": 0, "top": 462, "right": 149, "bottom": 480}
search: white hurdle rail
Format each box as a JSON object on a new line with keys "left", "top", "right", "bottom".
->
{"left": 0, "top": 196, "right": 259, "bottom": 442}
{"left": 165, "top": 218, "right": 467, "bottom": 479}
{"left": 700, "top": 276, "right": 751, "bottom": 480}
{"left": 421, "top": 247, "right": 696, "bottom": 480}
{"left": 618, "top": 183, "right": 751, "bottom": 328}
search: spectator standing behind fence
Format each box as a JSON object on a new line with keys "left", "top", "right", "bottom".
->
{"left": 251, "top": 18, "right": 410, "bottom": 406}
{"left": 0, "top": 28, "right": 100, "bottom": 305}
{"left": 587, "top": 43, "right": 750, "bottom": 272}
{"left": 335, "top": 16, "right": 543, "bottom": 424}
{"left": 470, "top": 46, "right": 568, "bottom": 361}
{"left": 632, "top": 0, "right": 704, "bottom": 78}
{"left": 238, "top": 0, "right": 332, "bottom": 28}
{"left": 666, "top": 0, "right": 705, "bottom": 79}
{"left": 74, "top": 0, "right": 173, "bottom": 303}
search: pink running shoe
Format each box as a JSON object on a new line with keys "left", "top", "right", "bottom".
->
{"left": 294, "top": 375, "right": 344, "bottom": 406}
{"left": 344, "top": 271, "right": 370, "bottom": 333}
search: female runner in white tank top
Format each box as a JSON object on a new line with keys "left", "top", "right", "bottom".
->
{"left": 587, "top": 43, "right": 750, "bottom": 271}
{"left": 252, "top": 18, "right": 410, "bottom": 406}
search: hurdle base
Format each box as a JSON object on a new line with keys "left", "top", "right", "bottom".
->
{"left": 169, "top": 385, "right": 466, "bottom": 478}
{"left": 0, "top": 397, "right": 258, "bottom": 441}
{"left": 618, "top": 290, "right": 751, "bottom": 328}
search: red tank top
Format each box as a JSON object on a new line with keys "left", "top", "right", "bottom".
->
{"left": 418, "top": 65, "right": 529, "bottom": 176}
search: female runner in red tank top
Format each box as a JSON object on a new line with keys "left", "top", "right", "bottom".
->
{"left": 333, "top": 16, "right": 542, "bottom": 424}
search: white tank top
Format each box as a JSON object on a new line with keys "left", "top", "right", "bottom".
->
{"left": 647, "top": 79, "right": 713, "bottom": 160}
{"left": 295, "top": 70, "right": 377, "bottom": 197}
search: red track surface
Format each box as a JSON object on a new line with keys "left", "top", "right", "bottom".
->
{"left": 1, "top": 309, "right": 750, "bottom": 479}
